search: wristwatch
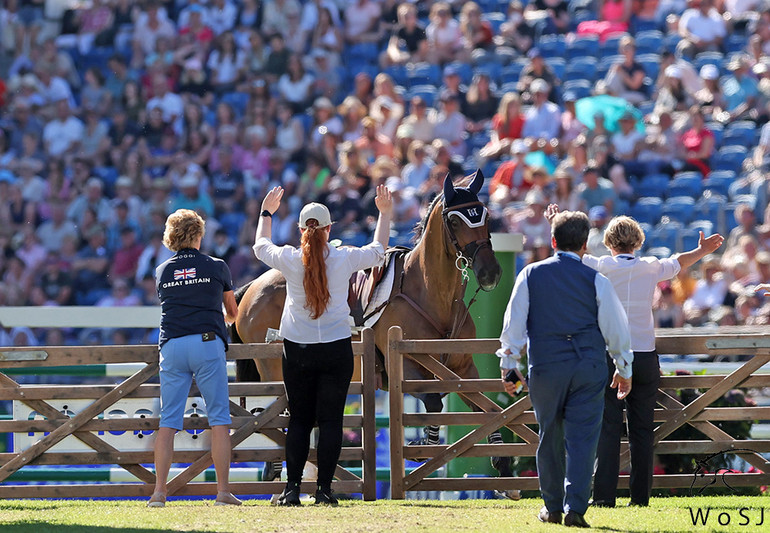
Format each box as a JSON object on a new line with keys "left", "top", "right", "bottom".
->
{"left": 260, "top": 210, "right": 273, "bottom": 218}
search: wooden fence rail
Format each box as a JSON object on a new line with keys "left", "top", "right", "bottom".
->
{"left": 387, "top": 326, "right": 770, "bottom": 498}
{"left": 0, "top": 329, "right": 378, "bottom": 500}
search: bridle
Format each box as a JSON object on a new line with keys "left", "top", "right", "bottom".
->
{"left": 441, "top": 200, "right": 493, "bottom": 283}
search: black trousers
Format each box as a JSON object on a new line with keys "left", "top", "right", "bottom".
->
{"left": 594, "top": 351, "right": 660, "bottom": 505}
{"left": 282, "top": 337, "right": 354, "bottom": 488}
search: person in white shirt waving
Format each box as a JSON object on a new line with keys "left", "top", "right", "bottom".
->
{"left": 545, "top": 205, "right": 723, "bottom": 508}
{"left": 253, "top": 185, "right": 392, "bottom": 506}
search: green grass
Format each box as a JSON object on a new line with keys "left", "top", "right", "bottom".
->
{"left": 1, "top": 496, "right": 769, "bottom": 532}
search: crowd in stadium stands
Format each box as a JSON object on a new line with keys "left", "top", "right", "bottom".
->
{"left": 1, "top": 0, "right": 770, "bottom": 347}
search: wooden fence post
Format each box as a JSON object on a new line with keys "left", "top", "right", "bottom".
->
{"left": 388, "top": 326, "right": 405, "bottom": 500}
{"left": 361, "top": 327, "right": 377, "bottom": 501}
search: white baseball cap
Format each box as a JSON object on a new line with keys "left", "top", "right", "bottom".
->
{"left": 299, "top": 202, "right": 332, "bottom": 228}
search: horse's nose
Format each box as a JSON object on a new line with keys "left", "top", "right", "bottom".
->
{"left": 474, "top": 254, "right": 502, "bottom": 292}
{"left": 478, "top": 265, "right": 502, "bottom": 291}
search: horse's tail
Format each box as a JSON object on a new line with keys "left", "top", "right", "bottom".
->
{"left": 232, "top": 281, "right": 261, "bottom": 383}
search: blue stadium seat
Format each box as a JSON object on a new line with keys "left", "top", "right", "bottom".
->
{"left": 723, "top": 121, "right": 757, "bottom": 146}
{"left": 712, "top": 146, "right": 748, "bottom": 173}
{"left": 667, "top": 173, "right": 703, "bottom": 199}
{"left": 637, "top": 53, "right": 661, "bottom": 80}
{"left": 600, "top": 33, "right": 627, "bottom": 57}
{"left": 538, "top": 35, "right": 566, "bottom": 58}
{"left": 482, "top": 12, "right": 506, "bottom": 34}
{"left": 726, "top": 34, "right": 748, "bottom": 54}
{"left": 500, "top": 81, "right": 519, "bottom": 94}
{"left": 662, "top": 196, "right": 696, "bottom": 224}
{"left": 694, "top": 51, "right": 724, "bottom": 71}
{"left": 694, "top": 193, "right": 727, "bottom": 228}
{"left": 566, "top": 35, "right": 600, "bottom": 60}
{"left": 565, "top": 58, "right": 598, "bottom": 82}
{"left": 689, "top": 219, "right": 715, "bottom": 236}
{"left": 383, "top": 65, "right": 408, "bottom": 87}
{"left": 679, "top": 228, "right": 700, "bottom": 252}
{"left": 649, "top": 220, "right": 683, "bottom": 250}
{"left": 663, "top": 34, "right": 681, "bottom": 53}
{"left": 630, "top": 197, "right": 663, "bottom": 225}
{"left": 647, "top": 247, "right": 673, "bottom": 258}
{"left": 562, "top": 79, "right": 592, "bottom": 99}
{"left": 219, "top": 212, "right": 245, "bottom": 241}
{"left": 544, "top": 57, "right": 566, "bottom": 80}
{"left": 471, "top": 48, "right": 498, "bottom": 66}
{"left": 702, "top": 170, "right": 735, "bottom": 197}
{"left": 500, "top": 64, "right": 523, "bottom": 84}
{"left": 494, "top": 46, "right": 518, "bottom": 66}
{"left": 408, "top": 85, "right": 438, "bottom": 108}
{"left": 706, "top": 122, "right": 724, "bottom": 147}
{"left": 635, "top": 31, "right": 664, "bottom": 55}
{"left": 635, "top": 174, "right": 670, "bottom": 198}
{"left": 295, "top": 112, "right": 313, "bottom": 136}
{"left": 348, "top": 42, "right": 379, "bottom": 65}
{"left": 728, "top": 176, "right": 752, "bottom": 200}
{"left": 222, "top": 92, "right": 248, "bottom": 119}
{"left": 407, "top": 63, "right": 442, "bottom": 87}
{"left": 632, "top": 19, "right": 660, "bottom": 33}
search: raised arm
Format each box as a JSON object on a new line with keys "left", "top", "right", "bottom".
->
{"left": 674, "top": 231, "right": 724, "bottom": 270}
{"left": 256, "top": 186, "right": 284, "bottom": 242}
{"left": 372, "top": 184, "right": 393, "bottom": 250}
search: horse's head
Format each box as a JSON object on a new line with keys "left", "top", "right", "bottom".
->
{"left": 442, "top": 170, "right": 502, "bottom": 292}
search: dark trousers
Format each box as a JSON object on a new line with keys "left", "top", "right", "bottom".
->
{"left": 594, "top": 351, "right": 660, "bottom": 505}
{"left": 282, "top": 337, "right": 354, "bottom": 488}
{"left": 529, "top": 357, "right": 608, "bottom": 515}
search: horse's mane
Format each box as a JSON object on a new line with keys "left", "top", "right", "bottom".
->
{"left": 233, "top": 279, "right": 255, "bottom": 305}
{"left": 412, "top": 191, "right": 444, "bottom": 244}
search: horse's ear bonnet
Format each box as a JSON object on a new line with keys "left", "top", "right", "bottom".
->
{"left": 442, "top": 169, "right": 487, "bottom": 228}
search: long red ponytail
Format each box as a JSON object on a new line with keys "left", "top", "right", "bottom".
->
{"left": 300, "top": 221, "right": 330, "bottom": 319}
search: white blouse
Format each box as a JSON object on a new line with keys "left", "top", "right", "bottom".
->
{"left": 253, "top": 237, "right": 385, "bottom": 343}
{"left": 582, "top": 254, "right": 680, "bottom": 352}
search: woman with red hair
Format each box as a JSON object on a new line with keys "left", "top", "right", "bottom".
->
{"left": 253, "top": 185, "right": 392, "bottom": 505}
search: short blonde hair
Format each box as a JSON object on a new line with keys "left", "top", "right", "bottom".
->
{"left": 163, "top": 209, "right": 205, "bottom": 252}
{"left": 603, "top": 216, "right": 645, "bottom": 253}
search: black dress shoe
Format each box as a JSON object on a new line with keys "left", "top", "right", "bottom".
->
{"left": 538, "top": 506, "right": 563, "bottom": 524}
{"left": 628, "top": 500, "right": 649, "bottom": 507}
{"left": 314, "top": 487, "right": 338, "bottom": 505}
{"left": 590, "top": 499, "right": 616, "bottom": 508}
{"left": 564, "top": 511, "right": 590, "bottom": 528}
{"left": 277, "top": 483, "right": 301, "bottom": 506}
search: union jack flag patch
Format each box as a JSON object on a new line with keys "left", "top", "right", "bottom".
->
{"left": 174, "top": 268, "right": 197, "bottom": 280}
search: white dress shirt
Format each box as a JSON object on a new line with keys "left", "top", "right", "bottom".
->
{"left": 582, "top": 254, "right": 680, "bottom": 352}
{"left": 253, "top": 237, "right": 384, "bottom": 343}
{"left": 498, "top": 251, "right": 633, "bottom": 378}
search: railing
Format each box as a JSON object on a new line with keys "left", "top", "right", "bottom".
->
{"left": 0, "top": 329, "right": 378, "bottom": 500}
{"left": 387, "top": 326, "right": 770, "bottom": 498}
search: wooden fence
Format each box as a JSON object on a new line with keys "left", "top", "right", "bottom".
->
{"left": 0, "top": 329, "right": 378, "bottom": 500}
{"left": 387, "top": 326, "right": 770, "bottom": 498}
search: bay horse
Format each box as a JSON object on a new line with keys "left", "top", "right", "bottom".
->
{"left": 234, "top": 171, "right": 517, "bottom": 496}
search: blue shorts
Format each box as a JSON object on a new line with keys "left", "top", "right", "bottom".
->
{"left": 159, "top": 334, "right": 231, "bottom": 430}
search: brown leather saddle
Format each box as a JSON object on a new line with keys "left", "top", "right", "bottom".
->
{"left": 347, "top": 247, "right": 409, "bottom": 327}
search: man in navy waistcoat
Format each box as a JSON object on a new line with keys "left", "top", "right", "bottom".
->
{"left": 497, "top": 210, "right": 633, "bottom": 528}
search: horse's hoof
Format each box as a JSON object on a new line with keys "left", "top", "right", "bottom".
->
{"left": 494, "top": 489, "right": 521, "bottom": 501}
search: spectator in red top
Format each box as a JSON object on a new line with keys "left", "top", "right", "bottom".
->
{"left": 460, "top": 2, "right": 494, "bottom": 52}
{"left": 490, "top": 139, "right": 529, "bottom": 204}
{"left": 110, "top": 227, "right": 145, "bottom": 280}
{"left": 179, "top": 5, "right": 215, "bottom": 51}
{"left": 680, "top": 106, "right": 715, "bottom": 177}
{"left": 481, "top": 92, "right": 525, "bottom": 159}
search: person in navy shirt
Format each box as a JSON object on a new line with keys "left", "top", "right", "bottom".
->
{"left": 149, "top": 208, "right": 241, "bottom": 507}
